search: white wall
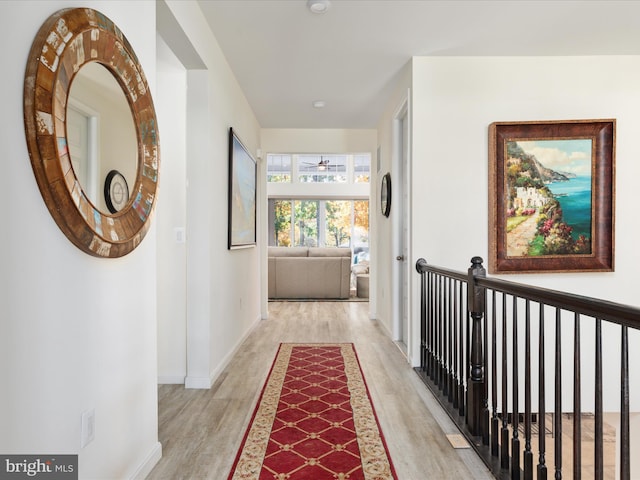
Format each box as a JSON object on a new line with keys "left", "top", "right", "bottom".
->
{"left": 262, "top": 128, "right": 373, "bottom": 200}
{"left": 375, "top": 62, "right": 412, "bottom": 341}
{"left": 261, "top": 128, "right": 377, "bottom": 154}
{"left": 0, "top": 1, "right": 160, "bottom": 478}
{"left": 401, "top": 56, "right": 640, "bottom": 410}
{"left": 156, "top": 34, "right": 188, "bottom": 384}
{"left": 411, "top": 56, "right": 640, "bottom": 287}
{"left": 161, "top": 1, "right": 262, "bottom": 389}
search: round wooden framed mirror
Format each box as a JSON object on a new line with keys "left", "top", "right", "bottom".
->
{"left": 23, "top": 8, "right": 160, "bottom": 258}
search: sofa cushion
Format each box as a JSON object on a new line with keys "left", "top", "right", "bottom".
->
{"left": 268, "top": 246, "right": 308, "bottom": 257}
{"left": 308, "top": 247, "right": 351, "bottom": 257}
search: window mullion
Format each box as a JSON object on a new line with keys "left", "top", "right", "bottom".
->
{"left": 319, "top": 200, "right": 326, "bottom": 247}
{"left": 352, "top": 155, "right": 356, "bottom": 183}
{"left": 292, "top": 154, "right": 298, "bottom": 184}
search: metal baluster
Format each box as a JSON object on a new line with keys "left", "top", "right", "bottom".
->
{"left": 512, "top": 296, "right": 520, "bottom": 480}
{"left": 453, "top": 280, "right": 457, "bottom": 400}
{"left": 554, "top": 308, "right": 562, "bottom": 480}
{"left": 501, "top": 293, "right": 509, "bottom": 470}
{"left": 453, "top": 280, "right": 459, "bottom": 409}
{"left": 538, "top": 305, "right": 547, "bottom": 480}
{"left": 594, "top": 318, "right": 603, "bottom": 480}
{"left": 442, "top": 275, "right": 447, "bottom": 392}
{"left": 459, "top": 282, "right": 466, "bottom": 417}
{"left": 449, "top": 280, "right": 457, "bottom": 402}
{"left": 491, "top": 290, "right": 499, "bottom": 457}
{"left": 620, "top": 325, "right": 630, "bottom": 480}
{"left": 573, "top": 313, "right": 581, "bottom": 480}
{"left": 466, "top": 285, "right": 471, "bottom": 420}
{"left": 444, "top": 277, "right": 450, "bottom": 399}
{"left": 427, "top": 272, "right": 432, "bottom": 379}
{"left": 524, "top": 300, "right": 533, "bottom": 480}
{"left": 438, "top": 275, "right": 444, "bottom": 390}
{"left": 433, "top": 273, "right": 439, "bottom": 383}
{"left": 432, "top": 274, "right": 438, "bottom": 382}
{"left": 420, "top": 267, "right": 426, "bottom": 373}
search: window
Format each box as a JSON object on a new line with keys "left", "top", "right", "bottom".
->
{"left": 353, "top": 200, "right": 370, "bottom": 251}
{"left": 266, "top": 153, "right": 370, "bottom": 184}
{"left": 354, "top": 155, "right": 371, "bottom": 183}
{"left": 298, "top": 155, "right": 347, "bottom": 183}
{"left": 268, "top": 199, "right": 369, "bottom": 255}
{"left": 266, "top": 154, "right": 291, "bottom": 183}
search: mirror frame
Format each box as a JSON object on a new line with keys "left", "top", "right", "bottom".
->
{"left": 24, "top": 8, "right": 160, "bottom": 258}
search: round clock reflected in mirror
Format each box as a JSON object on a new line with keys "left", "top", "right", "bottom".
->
{"left": 104, "top": 170, "right": 130, "bottom": 214}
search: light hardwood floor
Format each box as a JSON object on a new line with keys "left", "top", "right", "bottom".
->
{"left": 146, "top": 301, "right": 494, "bottom": 479}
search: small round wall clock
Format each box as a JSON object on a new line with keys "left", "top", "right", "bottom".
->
{"left": 104, "top": 170, "right": 130, "bottom": 214}
{"left": 381, "top": 172, "right": 392, "bottom": 217}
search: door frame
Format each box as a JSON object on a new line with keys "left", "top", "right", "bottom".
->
{"left": 391, "top": 91, "right": 412, "bottom": 359}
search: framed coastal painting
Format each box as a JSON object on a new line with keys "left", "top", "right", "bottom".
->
{"left": 228, "top": 128, "right": 257, "bottom": 249}
{"left": 488, "top": 120, "right": 615, "bottom": 274}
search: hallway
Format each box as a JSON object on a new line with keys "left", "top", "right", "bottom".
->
{"left": 147, "top": 302, "right": 493, "bottom": 479}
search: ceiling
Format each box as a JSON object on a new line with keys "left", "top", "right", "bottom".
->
{"left": 197, "top": 0, "right": 640, "bottom": 129}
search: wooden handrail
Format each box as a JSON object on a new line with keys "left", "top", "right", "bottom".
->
{"left": 418, "top": 257, "right": 640, "bottom": 329}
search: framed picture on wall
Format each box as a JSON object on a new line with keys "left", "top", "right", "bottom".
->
{"left": 488, "top": 119, "right": 615, "bottom": 273}
{"left": 228, "top": 128, "right": 257, "bottom": 249}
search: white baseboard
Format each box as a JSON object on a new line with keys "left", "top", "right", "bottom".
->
{"left": 157, "top": 375, "right": 186, "bottom": 384}
{"left": 130, "top": 441, "right": 162, "bottom": 480}
{"left": 185, "top": 313, "right": 263, "bottom": 389}
{"left": 184, "top": 375, "right": 212, "bottom": 389}
{"left": 375, "top": 316, "right": 394, "bottom": 339}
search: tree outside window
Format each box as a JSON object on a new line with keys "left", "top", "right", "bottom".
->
{"left": 294, "top": 200, "right": 319, "bottom": 246}
{"left": 268, "top": 199, "right": 369, "bottom": 252}
{"left": 325, "top": 201, "right": 351, "bottom": 247}
{"left": 354, "top": 200, "right": 369, "bottom": 243}
{"left": 273, "top": 200, "right": 291, "bottom": 246}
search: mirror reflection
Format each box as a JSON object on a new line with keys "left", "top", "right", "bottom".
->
{"left": 66, "top": 62, "right": 137, "bottom": 212}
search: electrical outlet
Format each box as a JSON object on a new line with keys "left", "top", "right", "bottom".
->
{"left": 174, "top": 227, "right": 186, "bottom": 243}
{"left": 81, "top": 409, "right": 95, "bottom": 448}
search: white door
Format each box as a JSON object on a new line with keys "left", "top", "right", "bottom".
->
{"left": 66, "top": 103, "right": 99, "bottom": 204}
{"left": 66, "top": 107, "right": 90, "bottom": 188}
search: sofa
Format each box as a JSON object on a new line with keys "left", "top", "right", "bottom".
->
{"left": 268, "top": 247, "right": 351, "bottom": 299}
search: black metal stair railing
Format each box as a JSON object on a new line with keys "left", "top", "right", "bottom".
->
{"left": 415, "top": 257, "right": 639, "bottom": 480}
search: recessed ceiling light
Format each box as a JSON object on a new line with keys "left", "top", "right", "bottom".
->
{"left": 312, "top": 100, "right": 326, "bottom": 108}
{"left": 307, "top": 0, "right": 330, "bottom": 14}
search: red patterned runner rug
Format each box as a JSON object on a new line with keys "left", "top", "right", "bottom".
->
{"left": 228, "top": 343, "right": 398, "bottom": 479}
